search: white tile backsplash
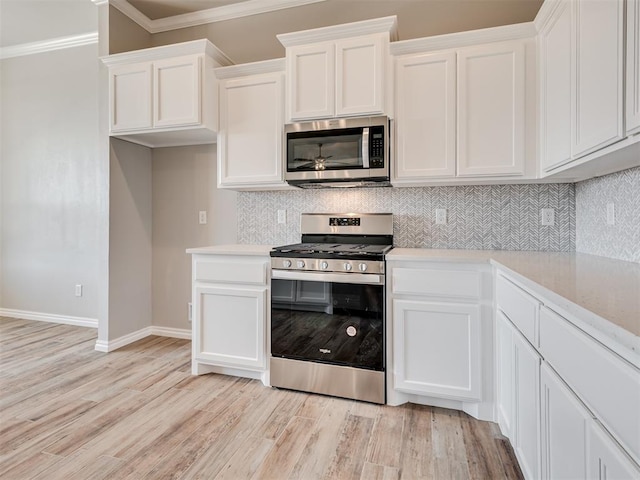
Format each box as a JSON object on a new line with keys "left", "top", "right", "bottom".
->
{"left": 576, "top": 166, "right": 640, "bottom": 263}
{"left": 237, "top": 183, "right": 575, "bottom": 251}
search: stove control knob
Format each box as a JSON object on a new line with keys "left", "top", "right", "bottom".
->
{"left": 296, "top": 260, "right": 305, "bottom": 269}
{"left": 283, "top": 260, "right": 292, "bottom": 268}
{"left": 358, "top": 263, "right": 368, "bottom": 272}
{"left": 320, "top": 261, "right": 329, "bottom": 270}
{"left": 344, "top": 263, "right": 353, "bottom": 272}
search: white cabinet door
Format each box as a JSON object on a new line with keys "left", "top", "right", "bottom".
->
{"left": 392, "top": 299, "right": 481, "bottom": 401}
{"left": 109, "top": 62, "right": 152, "bottom": 132}
{"left": 496, "top": 311, "right": 515, "bottom": 440}
{"left": 539, "top": 0, "right": 572, "bottom": 172}
{"left": 513, "top": 328, "right": 541, "bottom": 480}
{"left": 457, "top": 40, "right": 525, "bottom": 177}
{"left": 573, "top": 0, "right": 624, "bottom": 157}
{"left": 218, "top": 72, "right": 285, "bottom": 188}
{"left": 153, "top": 54, "right": 201, "bottom": 128}
{"left": 287, "top": 42, "right": 335, "bottom": 121}
{"left": 394, "top": 52, "right": 456, "bottom": 180}
{"left": 540, "top": 362, "right": 589, "bottom": 480}
{"left": 587, "top": 420, "right": 640, "bottom": 480}
{"left": 194, "top": 284, "right": 267, "bottom": 370}
{"left": 336, "top": 34, "right": 385, "bottom": 117}
{"left": 628, "top": 0, "right": 640, "bottom": 136}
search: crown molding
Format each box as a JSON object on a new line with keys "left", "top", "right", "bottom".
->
{"left": 110, "top": 0, "right": 327, "bottom": 34}
{"left": 101, "top": 38, "right": 233, "bottom": 67}
{"left": 0, "top": 32, "right": 98, "bottom": 60}
{"left": 215, "top": 58, "right": 285, "bottom": 79}
{"left": 277, "top": 15, "right": 398, "bottom": 47}
{"left": 533, "top": 0, "right": 564, "bottom": 33}
{"left": 390, "top": 22, "right": 536, "bottom": 56}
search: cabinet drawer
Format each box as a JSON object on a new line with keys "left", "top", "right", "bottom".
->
{"left": 496, "top": 274, "right": 539, "bottom": 346}
{"left": 393, "top": 267, "right": 481, "bottom": 299}
{"left": 194, "top": 259, "right": 266, "bottom": 285}
{"left": 540, "top": 306, "right": 640, "bottom": 464}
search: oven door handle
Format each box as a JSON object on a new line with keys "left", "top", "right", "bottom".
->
{"left": 272, "top": 269, "right": 384, "bottom": 286}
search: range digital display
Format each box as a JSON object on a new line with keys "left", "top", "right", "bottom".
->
{"left": 329, "top": 217, "right": 361, "bottom": 227}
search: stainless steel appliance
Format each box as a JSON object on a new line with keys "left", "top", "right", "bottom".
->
{"left": 285, "top": 116, "right": 390, "bottom": 188}
{"left": 270, "top": 213, "right": 393, "bottom": 404}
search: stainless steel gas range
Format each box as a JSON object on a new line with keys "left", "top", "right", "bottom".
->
{"left": 269, "top": 213, "right": 393, "bottom": 404}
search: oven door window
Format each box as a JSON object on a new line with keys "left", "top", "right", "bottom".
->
{"left": 287, "top": 129, "right": 363, "bottom": 172}
{"left": 271, "top": 279, "right": 384, "bottom": 371}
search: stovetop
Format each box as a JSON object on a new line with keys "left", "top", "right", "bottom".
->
{"left": 271, "top": 242, "right": 393, "bottom": 257}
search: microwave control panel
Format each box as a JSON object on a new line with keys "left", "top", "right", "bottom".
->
{"left": 370, "top": 126, "right": 385, "bottom": 168}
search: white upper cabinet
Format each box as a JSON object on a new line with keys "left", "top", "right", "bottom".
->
{"left": 278, "top": 17, "right": 397, "bottom": 122}
{"left": 286, "top": 42, "right": 335, "bottom": 120}
{"left": 110, "top": 62, "right": 152, "bottom": 132}
{"left": 628, "top": 0, "right": 640, "bottom": 136}
{"left": 539, "top": 0, "right": 572, "bottom": 172}
{"left": 394, "top": 51, "right": 456, "bottom": 179}
{"left": 216, "top": 60, "right": 287, "bottom": 190}
{"left": 457, "top": 40, "right": 526, "bottom": 177}
{"left": 153, "top": 55, "right": 201, "bottom": 128}
{"left": 336, "top": 34, "right": 386, "bottom": 117}
{"left": 392, "top": 29, "right": 534, "bottom": 185}
{"left": 103, "top": 40, "right": 232, "bottom": 148}
{"left": 538, "top": 0, "right": 633, "bottom": 178}
{"left": 573, "top": 0, "right": 624, "bottom": 157}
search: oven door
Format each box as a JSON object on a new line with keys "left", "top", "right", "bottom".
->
{"left": 271, "top": 270, "right": 384, "bottom": 371}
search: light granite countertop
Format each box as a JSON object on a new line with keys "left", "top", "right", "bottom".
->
{"left": 388, "top": 249, "right": 640, "bottom": 360}
{"left": 186, "top": 244, "right": 273, "bottom": 256}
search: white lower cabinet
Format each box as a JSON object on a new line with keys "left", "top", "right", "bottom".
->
{"left": 191, "top": 253, "right": 270, "bottom": 382}
{"left": 194, "top": 284, "right": 266, "bottom": 370}
{"left": 510, "top": 317, "right": 542, "bottom": 480}
{"left": 392, "top": 299, "right": 481, "bottom": 401}
{"left": 540, "top": 362, "right": 589, "bottom": 479}
{"left": 387, "top": 260, "right": 492, "bottom": 420}
{"left": 496, "top": 269, "right": 640, "bottom": 480}
{"left": 587, "top": 419, "right": 640, "bottom": 480}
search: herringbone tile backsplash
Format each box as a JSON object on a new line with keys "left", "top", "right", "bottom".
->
{"left": 576, "top": 166, "right": 640, "bottom": 263}
{"left": 238, "top": 183, "right": 575, "bottom": 251}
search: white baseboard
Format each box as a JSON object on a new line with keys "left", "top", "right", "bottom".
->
{"left": 94, "top": 325, "right": 191, "bottom": 352}
{"left": 0, "top": 308, "right": 98, "bottom": 328}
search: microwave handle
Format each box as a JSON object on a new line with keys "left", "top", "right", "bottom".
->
{"left": 362, "top": 127, "right": 370, "bottom": 168}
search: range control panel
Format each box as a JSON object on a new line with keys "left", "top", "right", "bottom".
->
{"left": 329, "top": 217, "right": 361, "bottom": 227}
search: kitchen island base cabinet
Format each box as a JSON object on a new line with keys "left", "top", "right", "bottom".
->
{"left": 189, "top": 251, "right": 271, "bottom": 385}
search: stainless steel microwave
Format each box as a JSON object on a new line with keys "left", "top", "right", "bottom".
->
{"left": 285, "top": 116, "right": 390, "bottom": 188}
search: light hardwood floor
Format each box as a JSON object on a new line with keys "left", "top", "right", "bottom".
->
{"left": 0, "top": 317, "right": 523, "bottom": 480}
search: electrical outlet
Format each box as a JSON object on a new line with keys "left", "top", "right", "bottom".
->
{"left": 277, "top": 210, "right": 286, "bottom": 224}
{"left": 188, "top": 302, "right": 193, "bottom": 322}
{"left": 606, "top": 203, "right": 615, "bottom": 225}
{"left": 198, "top": 211, "right": 207, "bottom": 225}
{"left": 541, "top": 208, "right": 555, "bottom": 226}
{"left": 435, "top": 209, "right": 447, "bottom": 225}
{"left": 75, "top": 284, "right": 83, "bottom": 297}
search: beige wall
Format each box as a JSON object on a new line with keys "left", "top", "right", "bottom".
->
{"left": 0, "top": 45, "right": 101, "bottom": 319}
{"left": 152, "top": 145, "right": 237, "bottom": 330}
{"left": 108, "top": 139, "right": 153, "bottom": 339}
{"left": 108, "top": 5, "right": 152, "bottom": 55}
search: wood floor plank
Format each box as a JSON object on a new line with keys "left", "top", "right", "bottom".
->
{"left": 250, "top": 415, "right": 317, "bottom": 479}
{"left": 289, "top": 397, "right": 352, "bottom": 480}
{"left": 0, "top": 318, "right": 524, "bottom": 480}
{"left": 399, "top": 403, "right": 435, "bottom": 479}
{"left": 325, "top": 413, "right": 375, "bottom": 480}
